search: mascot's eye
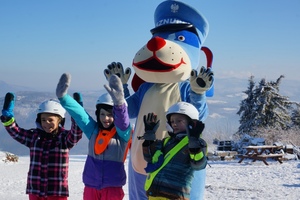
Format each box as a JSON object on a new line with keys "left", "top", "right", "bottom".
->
{"left": 178, "top": 35, "right": 185, "bottom": 41}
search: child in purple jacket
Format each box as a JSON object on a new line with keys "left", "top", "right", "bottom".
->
{"left": 56, "top": 73, "right": 132, "bottom": 200}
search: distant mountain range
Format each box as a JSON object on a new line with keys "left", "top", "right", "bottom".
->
{"left": 0, "top": 78, "right": 299, "bottom": 155}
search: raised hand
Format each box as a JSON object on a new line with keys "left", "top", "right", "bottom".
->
{"left": 190, "top": 66, "right": 214, "bottom": 94}
{"left": 104, "top": 74, "right": 125, "bottom": 106}
{"left": 186, "top": 120, "right": 205, "bottom": 152}
{"left": 2, "top": 92, "right": 15, "bottom": 118}
{"left": 103, "top": 62, "right": 132, "bottom": 85}
{"left": 56, "top": 73, "right": 71, "bottom": 99}
{"left": 138, "top": 113, "right": 160, "bottom": 141}
{"left": 73, "top": 92, "right": 83, "bottom": 106}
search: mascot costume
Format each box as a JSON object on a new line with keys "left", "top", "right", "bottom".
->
{"left": 104, "top": 1, "right": 214, "bottom": 199}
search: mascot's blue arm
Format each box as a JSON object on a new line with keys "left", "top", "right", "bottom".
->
{"left": 59, "top": 94, "right": 97, "bottom": 139}
{"left": 179, "top": 80, "right": 209, "bottom": 121}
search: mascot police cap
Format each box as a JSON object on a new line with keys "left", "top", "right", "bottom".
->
{"left": 151, "top": 0, "right": 209, "bottom": 43}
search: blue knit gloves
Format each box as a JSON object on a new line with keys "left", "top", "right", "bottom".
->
{"left": 73, "top": 92, "right": 83, "bottom": 106}
{"left": 2, "top": 92, "right": 15, "bottom": 118}
{"left": 1, "top": 92, "right": 15, "bottom": 125}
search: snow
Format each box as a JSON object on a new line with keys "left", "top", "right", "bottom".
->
{"left": 1, "top": 152, "right": 300, "bottom": 200}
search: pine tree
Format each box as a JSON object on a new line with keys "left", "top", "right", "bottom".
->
{"left": 291, "top": 105, "right": 300, "bottom": 128}
{"left": 237, "top": 75, "right": 256, "bottom": 134}
{"left": 237, "top": 75, "right": 293, "bottom": 136}
{"left": 260, "top": 75, "right": 292, "bottom": 129}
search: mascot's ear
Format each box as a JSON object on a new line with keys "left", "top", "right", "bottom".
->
{"left": 201, "top": 47, "right": 213, "bottom": 68}
{"left": 131, "top": 73, "right": 145, "bottom": 92}
{"left": 201, "top": 46, "right": 214, "bottom": 97}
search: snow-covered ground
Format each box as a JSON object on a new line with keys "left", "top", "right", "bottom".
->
{"left": 0, "top": 152, "right": 299, "bottom": 200}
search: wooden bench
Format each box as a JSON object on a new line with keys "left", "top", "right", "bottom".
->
{"left": 253, "top": 154, "right": 284, "bottom": 165}
{"left": 238, "top": 146, "right": 284, "bottom": 165}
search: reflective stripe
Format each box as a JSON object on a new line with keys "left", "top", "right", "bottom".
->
{"left": 152, "top": 150, "right": 163, "bottom": 163}
{"left": 2, "top": 117, "right": 14, "bottom": 126}
{"left": 144, "top": 136, "right": 188, "bottom": 191}
{"left": 190, "top": 151, "right": 204, "bottom": 161}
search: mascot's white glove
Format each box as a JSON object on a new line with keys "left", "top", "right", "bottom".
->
{"left": 56, "top": 73, "right": 71, "bottom": 98}
{"left": 190, "top": 66, "right": 214, "bottom": 94}
{"left": 104, "top": 74, "right": 125, "bottom": 106}
{"left": 104, "top": 62, "right": 132, "bottom": 85}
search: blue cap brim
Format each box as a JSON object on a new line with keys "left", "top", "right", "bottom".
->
{"left": 150, "top": 23, "right": 198, "bottom": 37}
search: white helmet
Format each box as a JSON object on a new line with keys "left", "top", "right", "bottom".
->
{"left": 96, "top": 93, "right": 113, "bottom": 107}
{"left": 166, "top": 102, "right": 199, "bottom": 121}
{"left": 37, "top": 99, "right": 66, "bottom": 118}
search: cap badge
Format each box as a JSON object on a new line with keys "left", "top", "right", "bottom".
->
{"left": 170, "top": 3, "right": 179, "bottom": 13}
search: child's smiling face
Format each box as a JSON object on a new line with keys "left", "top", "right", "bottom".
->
{"left": 99, "top": 108, "right": 114, "bottom": 129}
{"left": 40, "top": 113, "right": 61, "bottom": 133}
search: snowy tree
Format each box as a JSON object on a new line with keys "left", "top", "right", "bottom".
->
{"left": 236, "top": 75, "right": 256, "bottom": 134}
{"left": 259, "top": 75, "right": 293, "bottom": 129}
{"left": 237, "top": 75, "right": 293, "bottom": 136}
{"left": 291, "top": 105, "right": 300, "bottom": 128}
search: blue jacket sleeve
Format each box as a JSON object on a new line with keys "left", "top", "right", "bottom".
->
{"left": 59, "top": 94, "right": 97, "bottom": 139}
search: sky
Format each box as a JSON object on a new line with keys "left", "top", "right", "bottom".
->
{"left": 1, "top": 0, "right": 300, "bottom": 91}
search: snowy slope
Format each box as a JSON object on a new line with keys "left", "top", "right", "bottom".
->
{"left": 0, "top": 152, "right": 299, "bottom": 199}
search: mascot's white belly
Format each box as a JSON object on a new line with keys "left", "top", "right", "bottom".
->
{"left": 131, "top": 83, "right": 181, "bottom": 174}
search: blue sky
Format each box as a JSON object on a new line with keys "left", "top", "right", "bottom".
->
{"left": 1, "top": 0, "right": 299, "bottom": 91}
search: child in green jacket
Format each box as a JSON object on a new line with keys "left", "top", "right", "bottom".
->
{"left": 140, "top": 102, "right": 207, "bottom": 200}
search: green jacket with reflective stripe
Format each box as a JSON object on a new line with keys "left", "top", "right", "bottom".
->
{"left": 143, "top": 134, "right": 207, "bottom": 199}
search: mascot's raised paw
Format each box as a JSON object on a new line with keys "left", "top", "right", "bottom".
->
{"left": 190, "top": 66, "right": 214, "bottom": 94}
{"left": 103, "top": 62, "right": 132, "bottom": 85}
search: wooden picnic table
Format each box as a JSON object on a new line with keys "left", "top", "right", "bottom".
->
{"left": 238, "top": 145, "right": 284, "bottom": 166}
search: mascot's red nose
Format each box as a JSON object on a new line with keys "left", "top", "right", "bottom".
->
{"left": 147, "top": 36, "right": 166, "bottom": 52}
